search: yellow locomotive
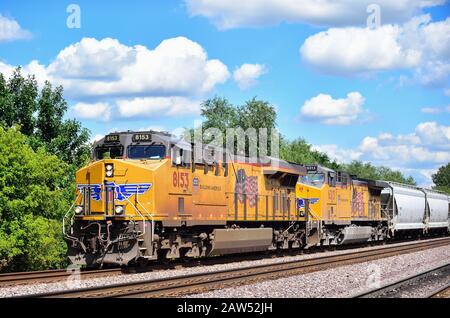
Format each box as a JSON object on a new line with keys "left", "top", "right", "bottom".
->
{"left": 296, "top": 165, "right": 388, "bottom": 246}
{"left": 65, "top": 130, "right": 389, "bottom": 267}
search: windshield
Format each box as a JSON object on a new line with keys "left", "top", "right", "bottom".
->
{"left": 95, "top": 146, "right": 124, "bottom": 160}
{"left": 300, "top": 173, "right": 325, "bottom": 186}
{"left": 128, "top": 145, "right": 166, "bottom": 159}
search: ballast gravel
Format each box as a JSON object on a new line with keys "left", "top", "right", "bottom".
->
{"left": 0, "top": 238, "right": 449, "bottom": 298}
{"left": 194, "top": 244, "right": 450, "bottom": 298}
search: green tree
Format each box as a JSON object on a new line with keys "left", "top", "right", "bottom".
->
{"left": 280, "top": 137, "right": 340, "bottom": 169}
{"left": 432, "top": 163, "right": 450, "bottom": 194}
{"left": 0, "top": 215, "right": 67, "bottom": 272}
{"left": 5, "top": 68, "right": 38, "bottom": 135}
{"left": 36, "top": 81, "right": 68, "bottom": 142}
{"left": 196, "top": 96, "right": 278, "bottom": 157}
{"left": 0, "top": 68, "right": 90, "bottom": 168}
{"left": 0, "top": 127, "right": 70, "bottom": 271}
{"left": 0, "top": 73, "right": 14, "bottom": 128}
{"left": 342, "top": 161, "right": 416, "bottom": 185}
{"left": 201, "top": 97, "right": 238, "bottom": 133}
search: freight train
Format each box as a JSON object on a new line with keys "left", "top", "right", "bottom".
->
{"left": 64, "top": 130, "right": 450, "bottom": 267}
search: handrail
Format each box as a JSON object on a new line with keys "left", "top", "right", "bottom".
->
{"left": 116, "top": 186, "right": 154, "bottom": 245}
{"left": 62, "top": 192, "right": 82, "bottom": 241}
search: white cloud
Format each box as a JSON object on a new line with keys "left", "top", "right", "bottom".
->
{"left": 0, "top": 36, "right": 230, "bottom": 121}
{"left": 233, "top": 63, "right": 267, "bottom": 89}
{"left": 91, "top": 134, "right": 105, "bottom": 143}
{"left": 314, "top": 121, "right": 450, "bottom": 186}
{"left": 47, "top": 38, "right": 135, "bottom": 80}
{"left": 46, "top": 37, "right": 230, "bottom": 99}
{"left": 185, "top": 0, "right": 444, "bottom": 29}
{"left": 0, "top": 36, "right": 229, "bottom": 100}
{"left": 444, "top": 88, "right": 450, "bottom": 96}
{"left": 117, "top": 97, "right": 201, "bottom": 118}
{"left": 0, "top": 14, "right": 31, "bottom": 42}
{"left": 301, "top": 25, "right": 420, "bottom": 74}
{"left": 312, "top": 144, "right": 362, "bottom": 163}
{"left": 72, "top": 102, "right": 112, "bottom": 122}
{"left": 300, "top": 91, "right": 365, "bottom": 125}
{"left": 300, "top": 15, "right": 450, "bottom": 87}
{"left": 415, "top": 121, "right": 450, "bottom": 147}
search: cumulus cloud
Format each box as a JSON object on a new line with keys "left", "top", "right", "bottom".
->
{"left": 301, "top": 25, "right": 420, "bottom": 74}
{"left": 233, "top": 63, "right": 267, "bottom": 90}
{"left": 47, "top": 38, "right": 135, "bottom": 80}
{"left": 117, "top": 97, "right": 201, "bottom": 118}
{"left": 312, "top": 144, "right": 362, "bottom": 163}
{"left": 0, "top": 14, "right": 31, "bottom": 42}
{"left": 45, "top": 37, "right": 230, "bottom": 99}
{"left": 300, "top": 91, "right": 365, "bottom": 125}
{"left": 1, "top": 36, "right": 229, "bottom": 99}
{"left": 300, "top": 15, "right": 450, "bottom": 87}
{"left": 0, "top": 36, "right": 230, "bottom": 121}
{"left": 72, "top": 102, "right": 112, "bottom": 122}
{"left": 185, "top": 0, "right": 444, "bottom": 29}
{"left": 315, "top": 121, "right": 450, "bottom": 185}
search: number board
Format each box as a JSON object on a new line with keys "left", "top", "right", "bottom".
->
{"left": 104, "top": 134, "right": 120, "bottom": 143}
{"left": 132, "top": 133, "right": 152, "bottom": 142}
{"left": 305, "top": 165, "right": 318, "bottom": 172}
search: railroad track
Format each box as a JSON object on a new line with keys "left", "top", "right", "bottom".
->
{"left": 427, "top": 282, "right": 450, "bottom": 298}
{"left": 14, "top": 236, "right": 450, "bottom": 298}
{"left": 354, "top": 263, "right": 450, "bottom": 298}
{"left": 0, "top": 268, "right": 123, "bottom": 287}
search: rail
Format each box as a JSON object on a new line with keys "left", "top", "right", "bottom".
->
{"left": 16, "top": 237, "right": 450, "bottom": 298}
{"left": 353, "top": 262, "right": 450, "bottom": 298}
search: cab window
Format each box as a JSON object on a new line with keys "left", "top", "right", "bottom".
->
{"left": 95, "top": 146, "right": 124, "bottom": 159}
{"left": 300, "top": 173, "right": 325, "bottom": 186}
{"left": 128, "top": 145, "right": 166, "bottom": 159}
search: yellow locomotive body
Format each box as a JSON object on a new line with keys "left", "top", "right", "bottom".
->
{"left": 66, "top": 131, "right": 310, "bottom": 266}
{"left": 296, "top": 165, "right": 387, "bottom": 246}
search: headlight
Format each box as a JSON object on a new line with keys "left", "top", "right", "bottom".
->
{"left": 74, "top": 206, "right": 84, "bottom": 215}
{"left": 115, "top": 205, "right": 124, "bottom": 215}
{"left": 105, "top": 164, "right": 114, "bottom": 177}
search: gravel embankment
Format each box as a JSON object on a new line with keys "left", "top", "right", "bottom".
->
{"left": 194, "top": 245, "right": 450, "bottom": 298}
{"left": 0, "top": 238, "right": 448, "bottom": 298}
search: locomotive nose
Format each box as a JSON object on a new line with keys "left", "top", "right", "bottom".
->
{"left": 75, "top": 160, "right": 154, "bottom": 218}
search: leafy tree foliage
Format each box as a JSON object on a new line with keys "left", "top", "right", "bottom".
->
{"left": 280, "top": 137, "right": 340, "bottom": 169}
{"left": 0, "top": 68, "right": 91, "bottom": 272}
{"left": 0, "top": 68, "right": 90, "bottom": 167}
{"left": 195, "top": 96, "right": 277, "bottom": 156}
{"left": 0, "top": 127, "right": 70, "bottom": 271}
{"left": 341, "top": 161, "right": 416, "bottom": 185}
{"left": 432, "top": 163, "right": 450, "bottom": 194}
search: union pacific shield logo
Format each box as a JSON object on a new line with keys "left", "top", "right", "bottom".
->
{"left": 105, "top": 182, "right": 152, "bottom": 201}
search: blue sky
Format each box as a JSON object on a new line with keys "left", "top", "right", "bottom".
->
{"left": 0, "top": 0, "right": 449, "bottom": 185}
